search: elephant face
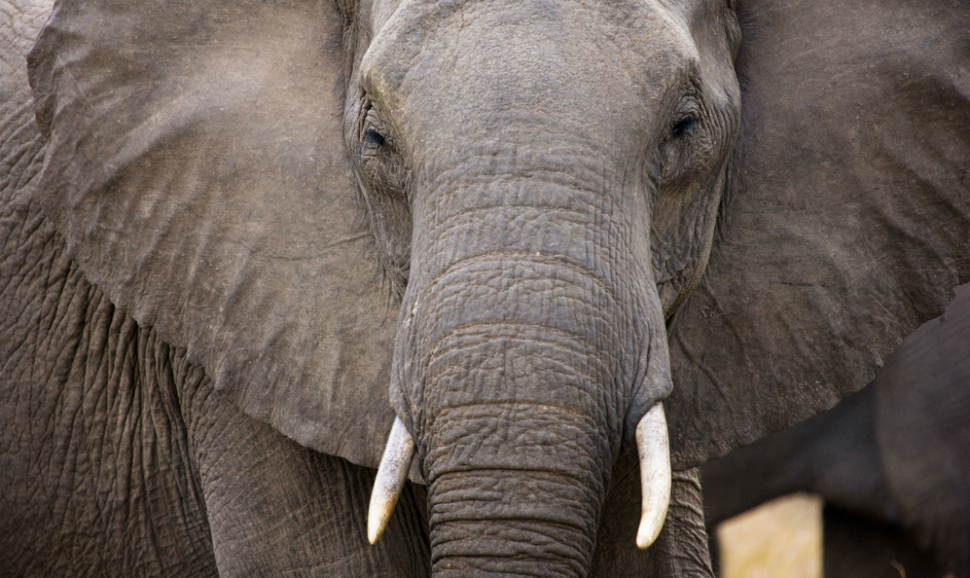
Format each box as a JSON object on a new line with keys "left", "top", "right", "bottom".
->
{"left": 351, "top": 0, "right": 739, "bottom": 313}
{"left": 341, "top": 1, "right": 739, "bottom": 571}
{"left": 25, "top": 0, "right": 970, "bottom": 575}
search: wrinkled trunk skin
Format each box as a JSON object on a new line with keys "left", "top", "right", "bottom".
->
{"left": 427, "top": 405, "right": 607, "bottom": 578}
{"left": 391, "top": 159, "right": 670, "bottom": 577}
{"left": 415, "top": 225, "right": 618, "bottom": 578}
{"left": 419, "top": 283, "right": 615, "bottom": 578}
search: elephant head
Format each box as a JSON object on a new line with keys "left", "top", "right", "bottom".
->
{"left": 349, "top": 1, "right": 743, "bottom": 562}
{"left": 25, "top": 0, "right": 970, "bottom": 576}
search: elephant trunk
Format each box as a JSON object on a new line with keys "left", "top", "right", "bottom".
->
{"left": 426, "top": 402, "right": 606, "bottom": 578}
{"left": 380, "top": 163, "right": 672, "bottom": 575}
{"left": 414, "top": 252, "right": 618, "bottom": 577}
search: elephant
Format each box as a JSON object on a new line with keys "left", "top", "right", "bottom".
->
{"left": 2, "top": 0, "right": 969, "bottom": 575}
{"left": 702, "top": 283, "right": 970, "bottom": 578}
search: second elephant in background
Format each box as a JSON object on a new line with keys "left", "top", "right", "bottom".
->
{"left": 703, "top": 284, "right": 970, "bottom": 578}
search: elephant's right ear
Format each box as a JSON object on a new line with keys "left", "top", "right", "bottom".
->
{"left": 28, "top": 0, "right": 400, "bottom": 470}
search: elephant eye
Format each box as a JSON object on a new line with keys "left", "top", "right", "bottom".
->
{"left": 355, "top": 111, "right": 409, "bottom": 202}
{"left": 671, "top": 114, "right": 696, "bottom": 138}
{"left": 656, "top": 104, "right": 706, "bottom": 185}
{"left": 364, "top": 128, "right": 386, "bottom": 147}
{"left": 358, "top": 103, "right": 393, "bottom": 156}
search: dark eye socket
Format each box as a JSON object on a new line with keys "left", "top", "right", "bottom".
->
{"left": 671, "top": 114, "right": 696, "bottom": 138}
{"left": 364, "top": 128, "right": 386, "bottom": 147}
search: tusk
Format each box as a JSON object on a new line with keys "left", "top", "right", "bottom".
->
{"left": 368, "top": 416, "right": 416, "bottom": 545}
{"left": 635, "top": 402, "right": 672, "bottom": 549}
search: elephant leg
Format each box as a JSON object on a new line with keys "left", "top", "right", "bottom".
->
{"left": 589, "top": 443, "right": 713, "bottom": 578}
{"left": 178, "top": 375, "right": 431, "bottom": 578}
{"left": 823, "top": 505, "right": 947, "bottom": 578}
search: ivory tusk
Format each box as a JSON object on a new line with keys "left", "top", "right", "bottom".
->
{"left": 635, "top": 402, "right": 672, "bottom": 549}
{"left": 367, "top": 416, "right": 416, "bottom": 545}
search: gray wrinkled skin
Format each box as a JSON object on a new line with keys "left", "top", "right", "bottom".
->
{"left": 2, "top": 0, "right": 970, "bottom": 576}
{"left": 703, "top": 284, "right": 970, "bottom": 578}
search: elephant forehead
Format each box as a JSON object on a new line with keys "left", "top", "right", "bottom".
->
{"left": 361, "top": 0, "right": 700, "bottom": 145}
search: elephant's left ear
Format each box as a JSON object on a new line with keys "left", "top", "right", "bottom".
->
{"left": 666, "top": 0, "right": 970, "bottom": 469}
{"left": 28, "top": 0, "right": 398, "bottom": 469}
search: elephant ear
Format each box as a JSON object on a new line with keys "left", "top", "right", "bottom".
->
{"left": 28, "top": 0, "right": 398, "bottom": 469}
{"left": 667, "top": 0, "right": 970, "bottom": 468}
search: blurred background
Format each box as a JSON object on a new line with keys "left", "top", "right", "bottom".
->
{"left": 714, "top": 486, "right": 958, "bottom": 578}
{"left": 706, "top": 284, "right": 969, "bottom": 578}
{"left": 717, "top": 495, "right": 821, "bottom": 578}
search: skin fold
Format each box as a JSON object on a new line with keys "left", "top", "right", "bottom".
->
{"left": 703, "top": 284, "right": 970, "bottom": 578}
{"left": 3, "top": 0, "right": 970, "bottom": 576}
